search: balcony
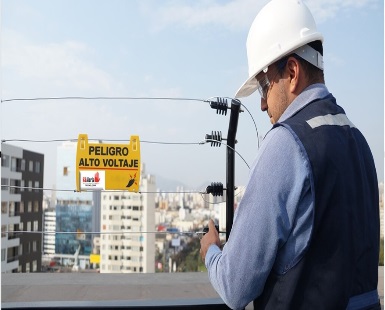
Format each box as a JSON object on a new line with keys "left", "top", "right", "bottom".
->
{"left": 1, "top": 267, "right": 383, "bottom": 310}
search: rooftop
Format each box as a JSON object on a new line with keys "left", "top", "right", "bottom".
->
{"left": 2, "top": 267, "right": 384, "bottom": 309}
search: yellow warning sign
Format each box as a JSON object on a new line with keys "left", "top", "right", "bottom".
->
{"left": 76, "top": 134, "right": 141, "bottom": 192}
{"left": 90, "top": 254, "right": 100, "bottom": 264}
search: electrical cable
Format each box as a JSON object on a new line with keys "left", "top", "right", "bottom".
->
{"left": 1, "top": 96, "right": 251, "bottom": 207}
{"left": 4, "top": 230, "right": 226, "bottom": 236}
{"left": 2, "top": 185, "right": 207, "bottom": 195}
{"left": 1, "top": 96, "right": 260, "bottom": 144}
{"left": 203, "top": 139, "right": 250, "bottom": 169}
{"left": 1, "top": 138, "right": 204, "bottom": 145}
{"left": 0, "top": 96, "right": 206, "bottom": 103}
{"left": 240, "top": 103, "right": 260, "bottom": 149}
{"left": 1, "top": 139, "right": 249, "bottom": 168}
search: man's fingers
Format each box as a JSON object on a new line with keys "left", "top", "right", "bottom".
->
{"left": 208, "top": 219, "right": 215, "bottom": 231}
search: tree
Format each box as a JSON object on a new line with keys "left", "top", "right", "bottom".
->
{"left": 173, "top": 237, "right": 206, "bottom": 272}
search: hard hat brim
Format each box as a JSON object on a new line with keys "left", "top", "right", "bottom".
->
{"left": 234, "top": 73, "right": 259, "bottom": 98}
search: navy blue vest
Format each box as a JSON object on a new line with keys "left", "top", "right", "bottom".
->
{"left": 254, "top": 96, "right": 379, "bottom": 309}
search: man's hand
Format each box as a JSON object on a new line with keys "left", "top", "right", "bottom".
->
{"left": 200, "top": 219, "right": 221, "bottom": 262}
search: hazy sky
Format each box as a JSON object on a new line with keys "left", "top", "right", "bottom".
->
{"left": 1, "top": 0, "right": 383, "bottom": 192}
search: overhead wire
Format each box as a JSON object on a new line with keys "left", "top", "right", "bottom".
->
{"left": 2, "top": 185, "right": 208, "bottom": 195}
{"left": 1, "top": 138, "right": 205, "bottom": 145}
{"left": 0, "top": 96, "right": 206, "bottom": 103}
{"left": 1, "top": 96, "right": 254, "bottom": 206}
{"left": 1, "top": 95, "right": 260, "bottom": 143}
{"left": 3, "top": 230, "right": 224, "bottom": 236}
{"left": 1, "top": 139, "right": 250, "bottom": 168}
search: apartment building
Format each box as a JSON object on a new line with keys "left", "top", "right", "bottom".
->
{"left": 100, "top": 165, "right": 156, "bottom": 273}
{"left": 1, "top": 144, "right": 44, "bottom": 273}
{"left": 42, "top": 208, "right": 56, "bottom": 255}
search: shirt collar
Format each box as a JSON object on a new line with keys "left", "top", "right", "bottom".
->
{"left": 278, "top": 83, "right": 331, "bottom": 123}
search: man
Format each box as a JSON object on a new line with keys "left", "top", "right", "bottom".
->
{"left": 200, "top": 0, "right": 380, "bottom": 309}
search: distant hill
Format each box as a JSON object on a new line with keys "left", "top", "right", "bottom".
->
{"left": 155, "top": 175, "right": 188, "bottom": 192}
{"left": 154, "top": 175, "right": 211, "bottom": 192}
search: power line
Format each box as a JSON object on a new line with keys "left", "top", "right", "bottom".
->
{"left": 240, "top": 103, "right": 260, "bottom": 149}
{"left": 1, "top": 139, "right": 250, "bottom": 168}
{"left": 0, "top": 96, "right": 207, "bottom": 103}
{"left": 4, "top": 230, "right": 226, "bottom": 236}
{"left": 1, "top": 138, "right": 205, "bottom": 145}
{"left": 1, "top": 185, "right": 209, "bottom": 194}
{"left": 0, "top": 95, "right": 260, "bottom": 145}
{"left": 204, "top": 139, "right": 250, "bottom": 169}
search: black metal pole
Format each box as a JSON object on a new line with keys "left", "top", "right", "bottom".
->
{"left": 226, "top": 99, "right": 241, "bottom": 240}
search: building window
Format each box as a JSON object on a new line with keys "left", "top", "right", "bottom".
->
{"left": 33, "top": 241, "right": 37, "bottom": 252}
{"left": 1, "top": 249, "right": 6, "bottom": 262}
{"left": 35, "top": 162, "right": 40, "bottom": 173}
{"left": 33, "top": 221, "right": 38, "bottom": 232}
{"left": 1, "top": 154, "right": 9, "bottom": 167}
{"left": 20, "top": 180, "right": 25, "bottom": 192}
{"left": 34, "top": 181, "right": 39, "bottom": 192}
{"left": 10, "top": 179, "right": 21, "bottom": 194}
{"left": 1, "top": 225, "right": 6, "bottom": 238}
{"left": 33, "top": 201, "right": 39, "bottom": 212}
{"left": 26, "top": 262, "right": 30, "bottom": 273}
{"left": 27, "top": 221, "right": 31, "bottom": 232}
{"left": 1, "top": 202, "right": 7, "bottom": 214}
{"left": 8, "top": 202, "right": 15, "bottom": 217}
{"left": 1, "top": 178, "right": 8, "bottom": 191}
{"left": 11, "top": 157, "right": 17, "bottom": 171}
{"left": 20, "top": 202, "right": 24, "bottom": 213}
{"left": 32, "top": 260, "right": 37, "bottom": 272}
{"left": 29, "top": 161, "right": 33, "bottom": 172}
{"left": 19, "top": 244, "right": 23, "bottom": 255}
{"left": 28, "top": 181, "right": 32, "bottom": 192}
{"left": 28, "top": 202, "right": 32, "bottom": 212}
{"left": 14, "top": 202, "right": 21, "bottom": 215}
{"left": 21, "top": 159, "right": 26, "bottom": 171}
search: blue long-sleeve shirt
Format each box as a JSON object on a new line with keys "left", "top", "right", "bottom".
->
{"left": 205, "top": 84, "right": 330, "bottom": 310}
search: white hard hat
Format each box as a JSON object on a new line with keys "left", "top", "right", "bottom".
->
{"left": 235, "top": 0, "right": 324, "bottom": 98}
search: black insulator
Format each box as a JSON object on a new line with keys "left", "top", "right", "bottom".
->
{"left": 206, "top": 182, "right": 224, "bottom": 196}
{"left": 205, "top": 131, "right": 222, "bottom": 147}
{"left": 209, "top": 98, "right": 228, "bottom": 115}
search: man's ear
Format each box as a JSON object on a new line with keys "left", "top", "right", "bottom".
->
{"left": 287, "top": 57, "right": 301, "bottom": 93}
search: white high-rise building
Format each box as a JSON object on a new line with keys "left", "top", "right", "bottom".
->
{"left": 43, "top": 208, "right": 56, "bottom": 255}
{"left": 100, "top": 165, "right": 155, "bottom": 273}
